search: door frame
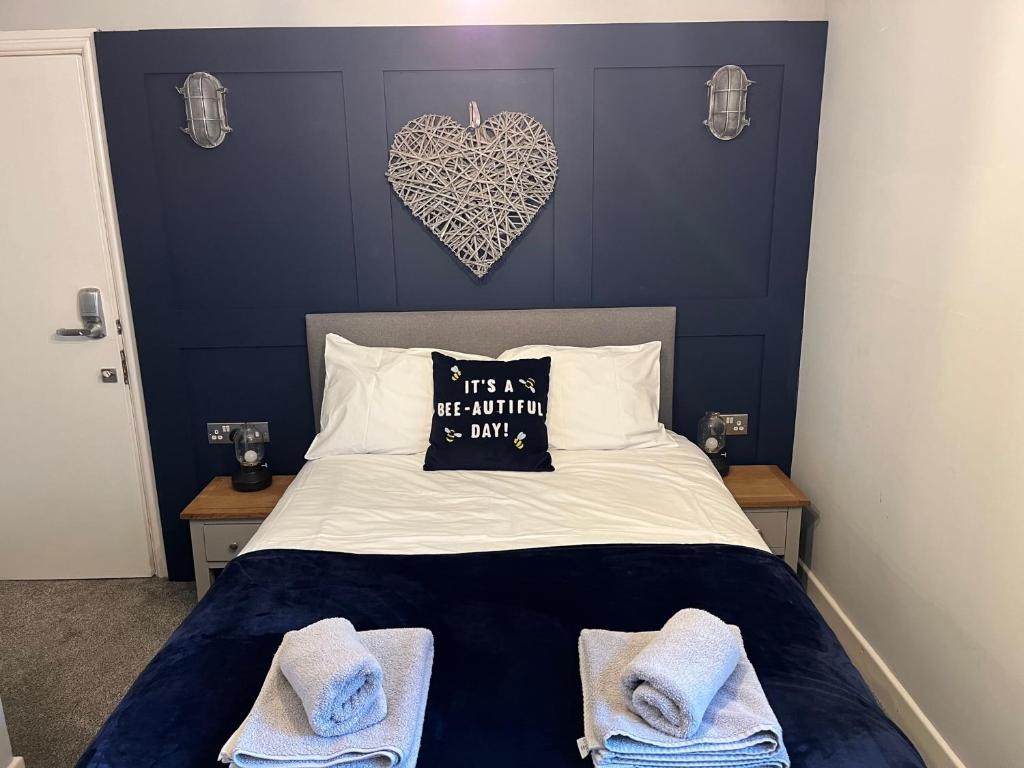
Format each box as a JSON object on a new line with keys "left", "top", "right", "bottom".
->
{"left": 0, "top": 29, "right": 166, "bottom": 577}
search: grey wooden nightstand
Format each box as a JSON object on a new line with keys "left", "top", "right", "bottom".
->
{"left": 723, "top": 465, "right": 808, "bottom": 571}
{"left": 180, "top": 475, "right": 294, "bottom": 599}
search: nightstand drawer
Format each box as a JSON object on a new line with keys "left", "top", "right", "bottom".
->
{"left": 203, "top": 522, "right": 260, "bottom": 562}
{"left": 745, "top": 510, "right": 789, "bottom": 551}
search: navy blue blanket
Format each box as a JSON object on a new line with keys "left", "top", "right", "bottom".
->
{"left": 79, "top": 545, "right": 923, "bottom": 767}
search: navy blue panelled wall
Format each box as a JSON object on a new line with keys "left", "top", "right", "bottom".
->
{"left": 95, "top": 23, "right": 827, "bottom": 579}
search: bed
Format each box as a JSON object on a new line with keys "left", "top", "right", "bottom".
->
{"left": 78, "top": 308, "right": 924, "bottom": 767}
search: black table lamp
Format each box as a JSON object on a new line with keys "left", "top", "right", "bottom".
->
{"left": 698, "top": 411, "right": 730, "bottom": 477}
{"left": 231, "top": 422, "right": 272, "bottom": 492}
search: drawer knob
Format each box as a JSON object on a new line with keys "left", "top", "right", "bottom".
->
{"left": 228, "top": 542, "right": 239, "bottom": 551}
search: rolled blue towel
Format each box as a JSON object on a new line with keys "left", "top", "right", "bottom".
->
{"left": 580, "top": 627, "right": 788, "bottom": 767}
{"left": 221, "top": 627, "right": 434, "bottom": 768}
{"left": 621, "top": 609, "right": 741, "bottom": 739}
{"left": 278, "top": 618, "right": 386, "bottom": 737}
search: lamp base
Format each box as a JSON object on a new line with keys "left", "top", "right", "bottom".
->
{"left": 710, "top": 452, "right": 730, "bottom": 477}
{"left": 232, "top": 464, "right": 272, "bottom": 492}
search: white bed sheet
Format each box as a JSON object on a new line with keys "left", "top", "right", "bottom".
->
{"left": 243, "top": 432, "right": 767, "bottom": 556}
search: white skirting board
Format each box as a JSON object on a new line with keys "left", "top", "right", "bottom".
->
{"left": 800, "top": 562, "right": 966, "bottom": 768}
{"left": 0, "top": 691, "right": 20, "bottom": 768}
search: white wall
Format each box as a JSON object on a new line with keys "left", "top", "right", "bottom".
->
{"left": 0, "top": 695, "right": 14, "bottom": 768}
{"left": 794, "top": 1, "right": 1024, "bottom": 766}
{"left": 0, "top": 0, "right": 823, "bottom": 31}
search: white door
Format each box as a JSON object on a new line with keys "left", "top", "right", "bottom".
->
{"left": 0, "top": 32, "right": 158, "bottom": 578}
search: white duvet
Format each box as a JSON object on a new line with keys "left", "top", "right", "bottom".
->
{"left": 244, "top": 432, "right": 767, "bottom": 556}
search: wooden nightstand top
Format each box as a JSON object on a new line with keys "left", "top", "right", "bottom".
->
{"left": 180, "top": 475, "right": 295, "bottom": 520}
{"left": 723, "top": 465, "right": 809, "bottom": 509}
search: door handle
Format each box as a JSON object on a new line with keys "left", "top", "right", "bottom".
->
{"left": 56, "top": 287, "right": 106, "bottom": 339}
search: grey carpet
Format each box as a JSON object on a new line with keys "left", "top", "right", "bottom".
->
{"left": 0, "top": 577, "right": 194, "bottom": 768}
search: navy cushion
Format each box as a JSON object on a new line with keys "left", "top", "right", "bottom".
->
{"left": 424, "top": 352, "right": 553, "bottom": 472}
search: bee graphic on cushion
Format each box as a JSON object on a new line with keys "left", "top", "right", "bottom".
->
{"left": 518, "top": 377, "right": 536, "bottom": 394}
{"left": 450, "top": 365, "right": 462, "bottom": 381}
{"left": 513, "top": 432, "right": 526, "bottom": 450}
{"left": 444, "top": 427, "right": 463, "bottom": 443}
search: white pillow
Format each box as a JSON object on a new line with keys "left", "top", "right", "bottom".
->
{"left": 305, "top": 334, "right": 489, "bottom": 458}
{"left": 498, "top": 341, "right": 672, "bottom": 450}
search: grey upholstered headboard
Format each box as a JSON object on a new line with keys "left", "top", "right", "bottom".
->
{"left": 306, "top": 307, "right": 676, "bottom": 426}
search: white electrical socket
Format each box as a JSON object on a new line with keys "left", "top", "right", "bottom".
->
{"left": 207, "top": 421, "right": 270, "bottom": 444}
{"left": 720, "top": 413, "right": 749, "bottom": 435}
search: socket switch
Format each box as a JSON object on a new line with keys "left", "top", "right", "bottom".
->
{"left": 207, "top": 421, "right": 270, "bottom": 444}
{"left": 720, "top": 413, "right": 749, "bottom": 435}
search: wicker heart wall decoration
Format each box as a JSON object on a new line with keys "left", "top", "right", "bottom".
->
{"left": 387, "top": 102, "right": 558, "bottom": 278}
